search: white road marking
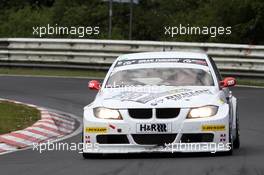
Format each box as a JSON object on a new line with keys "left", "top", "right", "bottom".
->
{"left": 15, "top": 130, "right": 48, "bottom": 140}
{"left": 1, "top": 135, "right": 34, "bottom": 145}
{"left": 0, "top": 143, "right": 17, "bottom": 151}
{"left": 26, "top": 127, "right": 61, "bottom": 136}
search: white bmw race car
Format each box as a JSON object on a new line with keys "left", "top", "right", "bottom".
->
{"left": 83, "top": 51, "right": 240, "bottom": 157}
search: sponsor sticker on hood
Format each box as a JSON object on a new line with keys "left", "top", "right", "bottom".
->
{"left": 104, "top": 88, "right": 213, "bottom": 106}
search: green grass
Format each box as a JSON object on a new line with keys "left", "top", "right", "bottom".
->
{"left": 0, "top": 67, "right": 106, "bottom": 78}
{"left": 0, "top": 101, "right": 41, "bottom": 134}
{"left": 236, "top": 78, "right": 264, "bottom": 87}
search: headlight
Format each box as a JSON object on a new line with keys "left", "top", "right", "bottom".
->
{"left": 93, "top": 107, "right": 122, "bottom": 120}
{"left": 188, "top": 106, "right": 218, "bottom": 118}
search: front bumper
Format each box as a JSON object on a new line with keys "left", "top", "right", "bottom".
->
{"left": 83, "top": 142, "right": 231, "bottom": 154}
{"left": 83, "top": 104, "right": 231, "bottom": 153}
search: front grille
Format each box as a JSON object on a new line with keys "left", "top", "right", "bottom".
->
{"left": 128, "top": 109, "right": 152, "bottom": 119}
{"left": 97, "top": 135, "right": 129, "bottom": 144}
{"left": 180, "top": 133, "right": 214, "bottom": 143}
{"left": 156, "top": 108, "right": 180, "bottom": 118}
{"left": 132, "top": 134, "right": 177, "bottom": 145}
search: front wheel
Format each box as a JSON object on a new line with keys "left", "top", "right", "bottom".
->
{"left": 233, "top": 112, "right": 240, "bottom": 149}
{"left": 222, "top": 122, "right": 233, "bottom": 156}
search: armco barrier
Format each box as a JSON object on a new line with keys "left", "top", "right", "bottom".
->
{"left": 0, "top": 38, "right": 264, "bottom": 77}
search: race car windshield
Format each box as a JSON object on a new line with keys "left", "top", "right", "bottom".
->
{"left": 105, "top": 67, "right": 214, "bottom": 87}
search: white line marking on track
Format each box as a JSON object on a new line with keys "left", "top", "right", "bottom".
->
{"left": 15, "top": 130, "right": 48, "bottom": 140}
{"left": 34, "top": 122, "right": 59, "bottom": 130}
{"left": 1, "top": 135, "right": 34, "bottom": 146}
{"left": 0, "top": 143, "right": 17, "bottom": 151}
{"left": 26, "top": 127, "right": 61, "bottom": 136}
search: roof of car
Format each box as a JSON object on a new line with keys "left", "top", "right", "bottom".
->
{"left": 117, "top": 51, "right": 208, "bottom": 61}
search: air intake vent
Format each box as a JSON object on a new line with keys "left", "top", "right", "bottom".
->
{"left": 132, "top": 134, "right": 177, "bottom": 145}
{"left": 181, "top": 133, "right": 214, "bottom": 143}
{"left": 97, "top": 135, "right": 129, "bottom": 144}
{"left": 156, "top": 108, "right": 180, "bottom": 118}
{"left": 128, "top": 109, "right": 152, "bottom": 119}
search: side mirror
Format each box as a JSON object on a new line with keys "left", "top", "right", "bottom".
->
{"left": 88, "top": 80, "right": 101, "bottom": 90}
{"left": 220, "top": 77, "right": 236, "bottom": 88}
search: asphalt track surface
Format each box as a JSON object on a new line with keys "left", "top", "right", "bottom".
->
{"left": 0, "top": 76, "right": 264, "bottom": 175}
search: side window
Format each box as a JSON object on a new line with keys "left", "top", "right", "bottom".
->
{"left": 209, "top": 57, "right": 222, "bottom": 81}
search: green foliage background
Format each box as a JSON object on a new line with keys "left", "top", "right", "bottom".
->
{"left": 0, "top": 0, "right": 264, "bottom": 44}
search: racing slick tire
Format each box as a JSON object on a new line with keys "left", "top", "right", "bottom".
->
{"left": 233, "top": 111, "right": 240, "bottom": 149}
{"left": 227, "top": 127, "right": 234, "bottom": 155}
{"left": 218, "top": 122, "right": 233, "bottom": 156}
{"left": 224, "top": 121, "right": 234, "bottom": 155}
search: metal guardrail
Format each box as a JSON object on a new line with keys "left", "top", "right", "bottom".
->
{"left": 0, "top": 38, "right": 264, "bottom": 77}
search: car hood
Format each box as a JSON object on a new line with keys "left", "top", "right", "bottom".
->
{"left": 94, "top": 86, "right": 222, "bottom": 109}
